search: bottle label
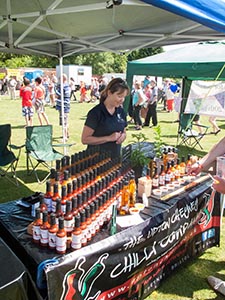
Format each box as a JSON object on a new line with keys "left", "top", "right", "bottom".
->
{"left": 48, "top": 232, "right": 56, "bottom": 248}
{"left": 174, "top": 169, "right": 180, "bottom": 179}
{"left": 82, "top": 227, "right": 89, "bottom": 238}
{"left": 116, "top": 194, "right": 122, "bottom": 209}
{"left": 56, "top": 236, "right": 67, "bottom": 252}
{"left": 61, "top": 204, "right": 66, "bottom": 214}
{"left": 81, "top": 234, "right": 87, "bottom": 245}
{"left": 165, "top": 173, "right": 171, "bottom": 182}
{"left": 94, "top": 219, "right": 100, "bottom": 232}
{"left": 90, "top": 223, "right": 96, "bottom": 236}
{"left": 180, "top": 166, "right": 185, "bottom": 176}
{"left": 152, "top": 178, "right": 159, "bottom": 188}
{"left": 33, "top": 225, "right": 41, "bottom": 241}
{"left": 44, "top": 197, "right": 52, "bottom": 212}
{"left": 71, "top": 234, "right": 82, "bottom": 249}
{"left": 86, "top": 225, "right": 92, "bottom": 240}
{"left": 159, "top": 175, "right": 165, "bottom": 186}
{"left": 40, "top": 229, "right": 49, "bottom": 245}
{"left": 64, "top": 219, "right": 74, "bottom": 233}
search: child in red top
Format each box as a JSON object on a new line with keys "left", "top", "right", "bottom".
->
{"left": 79, "top": 81, "right": 90, "bottom": 102}
{"left": 20, "top": 78, "right": 33, "bottom": 127}
{"left": 34, "top": 77, "right": 50, "bottom": 125}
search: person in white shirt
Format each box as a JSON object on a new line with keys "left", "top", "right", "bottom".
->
{"left": 8, "top": 76, "right": 17, "bottom": 100}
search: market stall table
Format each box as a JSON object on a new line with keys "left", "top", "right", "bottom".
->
{"left": 0, "top": 174, "right": 221, "bottom": 300}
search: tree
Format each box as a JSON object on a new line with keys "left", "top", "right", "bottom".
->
{"left": 0, "top": 46, "right": 163, "bottom": 74}
{"left": 127, "top": 47, "right": 163, "bottom": 61}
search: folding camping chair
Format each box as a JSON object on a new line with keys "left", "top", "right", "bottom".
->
{"left": 177, "top": 113, "right": 209, "bottom": 149}
{"left": 25, "top": 125, "right": 65, "bottom": 183}
{"left": 0, "top": 124, "right": 23, "bottom": 186}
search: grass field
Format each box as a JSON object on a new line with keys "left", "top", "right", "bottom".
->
{"left": 1, "top": 94, "right": 225, "bottom": 299}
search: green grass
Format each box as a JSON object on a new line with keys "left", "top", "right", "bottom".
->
{"left": 1, "top": 94, "right": 225, "bottom": 299}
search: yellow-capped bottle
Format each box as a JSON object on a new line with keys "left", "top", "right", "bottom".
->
{"left": 119, "top": 179, "right": 130, "bottom": 215}
{"left": 129, "top": 173, "right": 136, "bottom": 208}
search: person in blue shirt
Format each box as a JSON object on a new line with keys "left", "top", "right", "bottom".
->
{"left": 132, "top": 81, "right": 146, "bottom": 130}
{"left": 81, "top": 77, "right": 130, "bottom": 159}
{"left": 55, "top": 73, "right": 71, "bottom": 141}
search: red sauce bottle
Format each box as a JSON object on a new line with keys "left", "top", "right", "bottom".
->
{"left": 48, "top": 213, "right": 58, "bottom": 250}
{"left": 56, "top": 217, "right": 67, "bottom": 254}
{"left": 32, "top": 207, "right": 42, "bottom": 244}
{"left": 40, "top": 211, "right": 50, "bottom": 247}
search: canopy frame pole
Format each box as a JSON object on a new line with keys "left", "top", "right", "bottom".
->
{"left": 58, "top": 43, "right": 66, "bottom": 155}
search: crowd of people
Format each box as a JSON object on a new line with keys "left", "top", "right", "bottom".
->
{"left": 1, "top": 73, "right": 225, "bottom": 296}
{"left": 1, "top": 73, "right": 112, "bottom": 146}
{"left": 129, "top": 77, "right": 179, "bottom": 130}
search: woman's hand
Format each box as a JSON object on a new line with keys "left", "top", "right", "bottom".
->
{"left": 188, "top": 162, "right": 203, "bottom": 175}
{"left": 116, "top": 132, "right": 126, "bottom": 144}
{"left": 109, "top": 132, "right": 125, "bottom": 144}
{"left": 212, "top": 175, "right": 225, "bottom": 194}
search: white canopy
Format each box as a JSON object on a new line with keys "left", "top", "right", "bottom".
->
{"left": 0, "top": 0, "right": 224, "bottom": 57}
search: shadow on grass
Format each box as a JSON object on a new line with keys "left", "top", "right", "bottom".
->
{"left": 154, "top": 258, "right": 225, "bottom": 300}
{"left": 0, "top": 173, "right": 35, "bottom": 203}
{"left": 219, "top": 124, "right": 225, "bottom": 130}
{"left": 11, "top": 125, "right": 27, "bottom": 129}
{"left": 160, "top": 120, "right": 179, "bottom": 124}
{"left": 176, "top": 144, "right": 207, "bottom": 157}
{"left": 16, "top": 169, "right": 49, "bottom": 185}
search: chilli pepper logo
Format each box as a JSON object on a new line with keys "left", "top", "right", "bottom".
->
{"left": 198, "top": 189, "right": 215, "bottom": 227}
{"left": 60, "top": 253, "right": 109, "bottom": 300}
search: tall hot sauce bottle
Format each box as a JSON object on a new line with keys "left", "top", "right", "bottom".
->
{"left": 170, "top": 160, "right": 176, "bottom": 182}
{"left": 159, "top": 164, "right": 165, "bottom": 186}
{"left": 179, "top": 156, "right": 186, "bottom": 177}
{"left": 119, "top": 179, "right": 130, "bottom": 215}
{"left": 89, "top": 202, "right": 97, "bottom": 238}
{"left": 85, "top": 205, "right": 92, "bottom": 243}
{"left": 48, "top": 213, "right": 58, "bottom": 250}
{"left": 152, "top": 167, "right": 159, "bottom": 189}
{"left": 185, "top": 154, "right": 192, "bottom": 175}
{"left": 71, "top": 215, "right": 82, "bottom": 251}
{"left": 44, "top": 181, "right": 53, "bottom": 213}
{"left": 49, "top": 168, "right": 56, "bottom": 193}
{"left": 64, "top": 200, "right": 74, "bottom": 237}
{"left": 80, "top": 210, "right": 88, "bottom": 247}
{"left": 52, "top": 183, "right": 61, "bottom": 213}
{"left": 33, "top": 207, "right": 43, "bottom": 244}
{"left": 129, "top": 173, "right": 136, "bottom": 208}
{"left": 165, "top": 162, "right": 171, "bottom": 185}
{"left": 61, "top": 185, "right": 68, "bottom": 215}
{"left": 40, "top": 211, "right": 50, "bottom": 247}
{"left": 39, "top": 195, "right": 48, "bottom": 220}
{"left": 174, "top": 158, "right": 181, "bottom": 180}
{"left": 55, "top": 198, "right": 64, "bottom": 224}
{"left": 56, "top": 217, "right": 67, "bottom": 254}
{"left": 72, "top": 196, "right": 79, "bottom": 217}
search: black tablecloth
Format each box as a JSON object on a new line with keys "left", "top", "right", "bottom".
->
{"left": 0, "top": 174, "right": 221, "bottom": 300}
{"left": 0, "top": 237, "right": 42, "bottom": 300}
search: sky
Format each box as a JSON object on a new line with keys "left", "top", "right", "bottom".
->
{"left": 163, "top": 42, "right": 197, "bottom": 52}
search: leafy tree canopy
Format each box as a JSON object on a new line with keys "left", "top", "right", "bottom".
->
{"left": 0, "top": 47, "right": 163, "bottom": 75}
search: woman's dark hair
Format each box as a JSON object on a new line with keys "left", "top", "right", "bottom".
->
{"left": 35, "top": 77, "right": 42, "bottom": 84}
{"left": 100, "top": 77, "right": 130, "bottom": 103}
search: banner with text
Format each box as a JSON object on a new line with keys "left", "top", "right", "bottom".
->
{"left": 185, "top": 80, "right": 225, "bottom": 117}
{"left": 46, "top": 177, "right": 220, "bottom": 300}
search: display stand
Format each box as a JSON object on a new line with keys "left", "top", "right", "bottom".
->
{"left": 0, "top": 174, "right": 221, "bottom": 300}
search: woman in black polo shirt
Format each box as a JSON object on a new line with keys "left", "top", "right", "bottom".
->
{"left": 81, "top": 78, "right": 130, "bottom": 159}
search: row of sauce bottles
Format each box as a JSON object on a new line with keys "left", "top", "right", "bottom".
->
{"left": 151, "top": 154, "right": 193, "bottom": 189}
{"left": 32, "top": 146, "right": 137, "bottom": 253}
